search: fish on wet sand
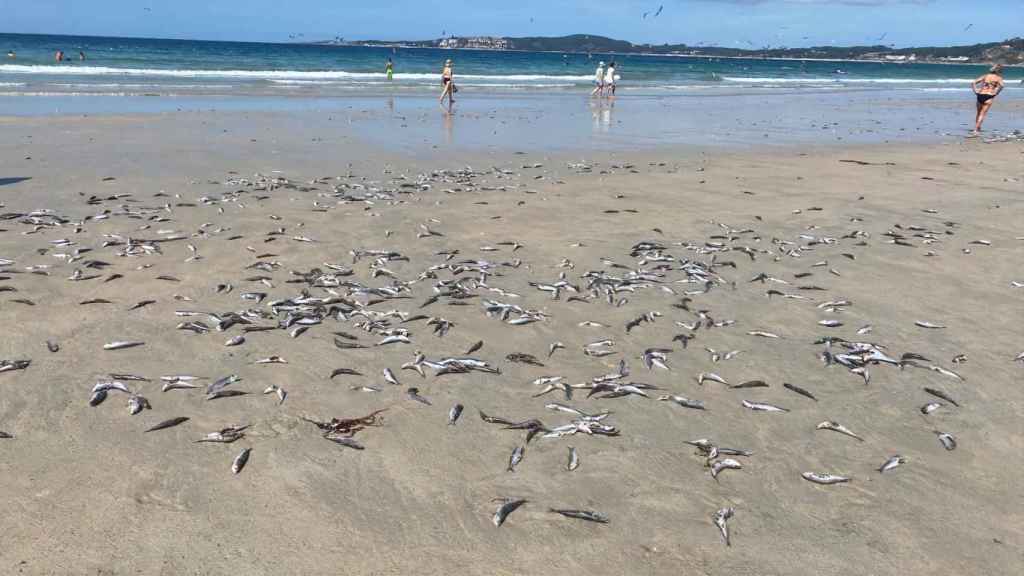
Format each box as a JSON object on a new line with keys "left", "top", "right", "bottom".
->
{"left": 232, "top": 448, "right": 251, "bottom": 474}
{"left": 549, "top": 509, "right": 609, "bottom": 524}
{"left": 144, "top": 416, "right": 189, "bottom": 433}
{"left": 935, "top": 431, "right": 957, "bottom": 451}
{"left": 492, "top": 498, "right": 527, "bottom": 527}
{"left": 103, "top": 341, "right": 145, "bottom": 351}
{"left": 816, "top": 421, "right": 864, "bottom": 441}
{"left": 742, "top": 400, "right": 789, "bottom": 413}
{"left": 713, "top": 507, "right": 734, "bottom": 546}
{"left": 802, "top": 472, "right": 851, "bottom": 485}
{"left": 507, "top": 445, "right": 525, "bottom": 472}
{"left": 448, "top": 403, "right": 464, "bottom": 425}
{"left": 878, "top": 455, "right": 906, "bottom": 473}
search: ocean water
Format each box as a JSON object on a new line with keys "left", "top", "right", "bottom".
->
{"left": 1, "top": 32, "right": 1020, "bottom": 99}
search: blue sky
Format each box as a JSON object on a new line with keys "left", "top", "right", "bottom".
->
{"left": 0, "top": 0, "right": 1018, "bottom": 48}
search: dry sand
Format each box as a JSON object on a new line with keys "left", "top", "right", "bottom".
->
{"left": 0, "top": 113, "right": 1022, "bottom": 575}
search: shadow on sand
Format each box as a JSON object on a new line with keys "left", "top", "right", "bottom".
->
{"left": 0, "top": 177, "right": 31, "bottom": 187}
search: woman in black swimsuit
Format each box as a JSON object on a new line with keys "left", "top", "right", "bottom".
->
{"left": 439, "top": 59, "right": 455, "bottom": 113}
{"left": 971, "top": 64, "right": 1004, "bottom": 134}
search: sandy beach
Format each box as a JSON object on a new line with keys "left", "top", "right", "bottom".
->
{"left": 1, "top": 105, "right": 1022, "bottom": 576}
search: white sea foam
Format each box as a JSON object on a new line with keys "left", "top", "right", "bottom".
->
{"left": 0, "top": 64, "right": 593, "bottom": 82}
{"left": 722, "top": 76, "right": 976, "bottom": 84}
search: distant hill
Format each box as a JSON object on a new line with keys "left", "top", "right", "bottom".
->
{"left": 325, "top": 34, "right": 1024, "bottom": 65}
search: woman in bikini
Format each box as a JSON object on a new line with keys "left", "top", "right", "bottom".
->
{"left": 971, "top": 64, "right": 1004, "bottom": 134}
{"left": 440, "top": 59, "right": 455, "bottom": 113}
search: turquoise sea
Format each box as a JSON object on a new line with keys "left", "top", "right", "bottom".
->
{"left": 1, "top": 32, "right": 1020, "bottom": 98}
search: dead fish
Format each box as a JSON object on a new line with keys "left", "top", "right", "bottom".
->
{"left": 549, "top": 509, "right": 609, "bottom": 524}
{"left": 326, "top": 436, "right": 365, "bottom": 450}
{"left": 161, "top": 381, "right": 199, "bottom": 392}
{"left": 330, "top": 367, "right": 363, "bottom": 379}
{"left": 923, "top": 387, "right": 959, "bottom": 407}
{"left": 507, "top": 353, "right": 544, "bottom": 366}
{"left": 878, "top": 455, "right": 906, "bottom": 473}
{"left": 927, "top": 364, "right": 965, "bottom": 382}
{"left": 128, "top": 300, "right": 156, "bottom": 311}
{"left": 383, "top": 367, "right": 400, "bottom": 386}
{"left": 921, "top": 402, "right": 943, "bottom": 415}
{"left": 731, "top": 380, "right": 768, "bottom": 389}
{"left": 377, "top": 334, "right": 411, "bottom": 346}
{"left": 224, "top": 335, "right": 245, "bottom": 347}
{"left": 448, "top": 403, "right": 464, "bottom": 425}
{"left": 0, "top": 431, "right": 13, "bottom": 439}
{"left": 567, "top": 446, "right": 579, "bottom": 471}
{"left": 91, "top": 381, "right": 131, "bottom": 395}
{"left": 816, "top": 421, "right": 864, "bottom": 441}
{"left": 232, "top": 448, "right": 251, "bottom": 474}
{"left": 783, "top": 382, "right": 817, "bottom": 401}
{"left": 144, "top": 416, "right": 189, "bottom": 432}
{"left": 492, "top": 498, "right": 527, "bottom": 527}
{"left": 818, "top": 319, "right": 843, "bottom": 328}
{"left": 549, "top": 341, "right": 565, "bottom": 357}
{"left": 713, "top": 507, "right": 734, "bottom": 547}
{"left": 479, "top": 410, "right": 516, "bottom": 425}
{"left": 110, "top": 373, "right": 149, "bottom": 382}
{"left": 46, "top": 340, "right": 60, "bottom": 353}
{"left": 935, "top": 431, "right": 957, "bottom": 451}
{"left": 710, "top": 458, "right": 743, "bottom": 479}
{"left": 465, "top": 340, "right": 483, "bottom": 355}
{"left": 747, "top": 330, "right": 780, "bottom": 338}
{"left": 802, "top": 472, "right": 851, "bottom": 485}
{"left": 741, "top": 400, "right": 789, "bottom": 413}
{"left": 915, "top": 321, "right": 946, "bottom": 329}
{"left": 195, "top": 426, "right": 248, "bottom": 443}
{"left": 857, "top": 325, "right": 873, "bottom": 335}
{"left": 103, "top": 341, "right": 145, "bottom": 350}
{"left": 255, "top": 356, "right": 287, "bottom": 364}
{"left": 207, "top": 389, "right": 249, "bottom": 401}
{"left": 407, "top": 387, "right": 431, "bottom": 405}
{"left": 659, "top": 395, "right": 706, "bottom": 410}
{"left": 507, "top": 445, "right": 525, "bottom": 472}
{"left": 262, "top": 384, "right": 287, "bottom": 405}
{"left": 124, "top": 395, "right": 151, "bottom": 416}
{"left": 697, "top": 372, "right": 729, "bottom": 386}
{"left": 88, "top": 389, "right": 107, "bottom": 407}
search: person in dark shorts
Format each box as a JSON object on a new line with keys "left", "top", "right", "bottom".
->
{"left": 971, "top": 64, "right": 1004, "bottom": 134}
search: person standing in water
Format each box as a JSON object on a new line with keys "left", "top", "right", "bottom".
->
{"left": 385, "top": 58, "right": 394, "bottom": 81}
{"left": 590, "top": 61, "right": 605, "bottom": 97}
{"left": 440, "top": 58, "right": 455, "bottom": 113}
{"left": 55, "top": 50, "right": 64, "bottom": 62}
{"left": 605, "top": 61, "right": 617, "bottom": 97}
{"left": 79, "top": 51, "right": 86, "bottom": 61}
{"left": 971, "top": 64, "right": 1004, "bottom": 134}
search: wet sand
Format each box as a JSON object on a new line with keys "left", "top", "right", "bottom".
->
{"left": 0, "top": 111, "right": 1023, "bottom": 575}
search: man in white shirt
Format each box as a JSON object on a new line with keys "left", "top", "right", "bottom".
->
{"left": 605, "top": 61, "right": 617, "bottom": 97}
{"left": 590, "top": 61, "right": 605, "bottom": 97}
